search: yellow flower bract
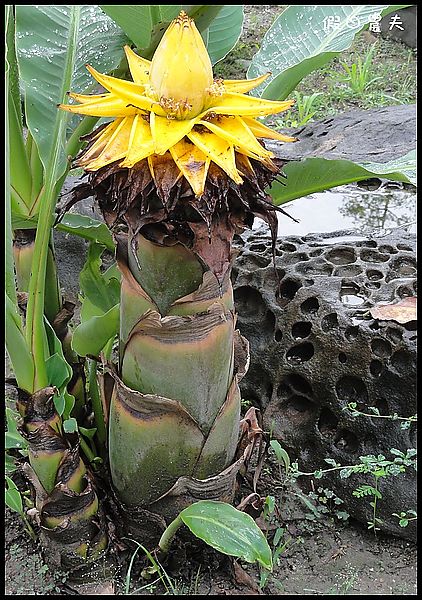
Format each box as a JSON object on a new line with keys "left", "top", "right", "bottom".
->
{"left": 59, "top": 11, "right": 295, "bottom": 196}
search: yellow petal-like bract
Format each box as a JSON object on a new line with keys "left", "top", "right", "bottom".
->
{"left": 59, "top": 10, "right": 295, "bottom": 196}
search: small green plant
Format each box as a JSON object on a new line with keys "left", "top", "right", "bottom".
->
{"left": 5, "top": 476, "right": 36, "bottom": 541}
{"left": 271, "top": 90, "right": 324, "bottom": 128}
{"left": 344, "top": 402, "right": 417, "bottom": 430}
{"left": 258, "top": 494, "right": 303, "bottom": 590}
{"left": 290, "top": 449, "right": 417, "bottom": 535}
{"left": 338, "top": 43, "right": 382, "bottom": 95}
{"left": 293, "top": 91, "right": 324, "bottom": 125}
{"left": 124, "top": 538, "right": 177, "bottom": 595}
{"left": 5, "top": 406, "right": 28, "bottom": 473}
{"left": 392, "top": 510, "right": 417, "bottom": 528}
{"left": 303, "top": 486, "right": 350, "bottom": 523}
{"left": 158, "top": 500, "right": 273, "bottom": 571}
{"left": 353, "top": 478, "right": 383, "bottom": 533}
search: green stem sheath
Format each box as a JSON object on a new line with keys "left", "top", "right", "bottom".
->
{"left": 158, "top": 514, "right": 184, "bottom": 553}
{"left": 79, "top": 436, "right": 96, "bottom": 464}
{"left": 88, "top": 359, "right": 107, "bottom": 453}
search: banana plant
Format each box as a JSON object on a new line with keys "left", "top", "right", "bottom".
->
{"left": 58, "top": 10, "right": 295, "bottom": 541}
{"left": 6, "top": 3, "right": 267, "bottom": 570}
{"left": 5, "top": 5, "right": 129, "bottom": 571}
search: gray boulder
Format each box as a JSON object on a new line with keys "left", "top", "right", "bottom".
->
{"left": 233, "top": 228, "right": 416, "bottom": 540}
{"left": 267, "top": 104, "right": 416, "bottom": 165}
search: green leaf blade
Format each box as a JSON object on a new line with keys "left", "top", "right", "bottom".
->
{"left": 57, "top": 213, "right": 115, "bottom": 250}
{"left": 100, "top": 5, "right": 181, "bottom": 55}
{"left": 206, "top": 5, "right": 244, "bottom": 65}
{"left": 5, "top": 294, "right": 35, "bottom": 393}
{"left": 72, "top": 303, "right": 120, "bottom": 357}
{"left": 180, "top": 500, "right": 273, "bottom": 570}
{"left": 79, "top": 243, "right": 120, "bottom": 314}
{"left": 15, "top": 5, "right": 127, "bottom": 180}
{"left": 5, "top": 477, "right": 23, "bottom": 514}
{"left": 270, "top": 151, "right": 416, "bottom": 206}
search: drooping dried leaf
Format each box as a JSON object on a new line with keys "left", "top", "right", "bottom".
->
{"left": 370, "top": 297, "right": 417, "bottom": 324}
{"left": 67, "top": 136, "right": 287, "bottom": 283}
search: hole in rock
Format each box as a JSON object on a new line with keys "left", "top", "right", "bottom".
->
{"left": 374, "top": 397, "right": 389, "bottom": 415}
{"left": 325, "top": 247, "right": 357, "bottom": 265}
{"left": 378, "top": 245, "right": 397, "bottom": 254}
{"left": 305, "top": 278, "right": 315, "bottom": 286}
{"left": 277, "top": 278, "right": 302, "bottom": 306}
{"left": 336, "top": 376, "right": 368, "bottom": 407}
{"left": 247, "top": 254, "right": 272, "bottom": 268}
{"left": 286, "top": 342, "right": 315, "bottom": 363}
{"left": 301, "top": 297, "right": 319, "bottom": 314}
{"left": 277, "top": 382, "right": 290, "bottom": 398}
{"left": 263, "top": 311, "right": 276, "bottom": 337}
{"left": 275, "top": 329, "right": 283, "bottom": 342}
{"left": 370, "top": 338, "right": 392, "bottom": 359}
{"left": 276, "top": 268, "right": 286, "bottom": 280}
{"left": 396, "top": 285, "right": 414, "bottom": 298}
{"left": 338, "top": 353, "right": 347, "bottom": 363}
{"left": 249, "top": 243, "right": 268, "bottom": 253}
{"left": 281, "top": 243, "right": 297, "bottom": 252}
{"left": 365, "top": 281, "right": 381, "bottom": 290}
{"left": 369, "top": 360, "right": 383, "bottom": 377}
{"left": 310, "top": 248, "right": 324, "bottom": 257}
{"left": 318, "top": 408, "right": 339, "bottom": 438}
{"left": 385, "top": 327, "right": 403, "bottom": 343}
{"left": 360, "top": 249, "right": 390, "bottom": 263}
{"left": 234, "top": 286, "right": 266, "bottom": 321}
{"left": 291, "top": 321, "right": 312, "bottom": 339}
{"left": 390, "top": 350, "right": 411, "bottom": 374}
{"left": 344, "top": 326, "right": 359, "bottom": 340}
{"left": 287, "top": 252, "right": 310, "bottom": 264}
{"left": 389, "top": 256, "right": 416, "bottom": 277}
{"left": 283, "top": 395, "right": 315, "bottom": 417}
{"left": 321, "top": 313, "right": 339, "bottom": 331}
{"left": 360, "top": 240, "right": 377, "bottom": 248}
{"left": 333, "top": 265, "right": 363, "bottom": 277}
{"left": 284, "top": 374, "right": 313, "bottom": 396}
{"left": 340, "top": 281, "right": 365, "bottom": 306}
{"left": 366, "top": 269, "right": 383, "bottom": 281}
{"left": 396, "top": 244, "right": 413, "bottom": 252}
{"left": 244, "top": 366, "right": 274, "bottom": 409}
{"left": 295, "top": 262, "right": 333, "bottom": 276}
{"left": 334, "top": 429, "right": 359, "bottom": 452}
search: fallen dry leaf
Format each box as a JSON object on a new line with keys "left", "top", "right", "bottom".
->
{"left": 370, "top": 296, "right": 417, "bottom": 324}
{"left": 232, "top": 561, "right": 261, "bottom": 595}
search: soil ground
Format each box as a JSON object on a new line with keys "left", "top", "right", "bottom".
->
{"left": 5, "top": 461, "right": 417, "bottom": 595}
{"left": 5, "top": 5, "right": 417, "bottom": 596}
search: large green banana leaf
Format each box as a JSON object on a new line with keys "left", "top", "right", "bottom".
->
{"left": 15, "top": 5, "right": 128, "bottom": 181}
{"left": 270, "top": 150, "right": 416, "bottom": 206}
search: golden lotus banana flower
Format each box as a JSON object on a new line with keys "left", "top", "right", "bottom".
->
{"left": 59, "top": 10, "right": 295, "bottom": 197}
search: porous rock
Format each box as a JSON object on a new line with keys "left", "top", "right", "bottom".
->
{"left": 232, "top": 228, "right": 416, "bottom": 540}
